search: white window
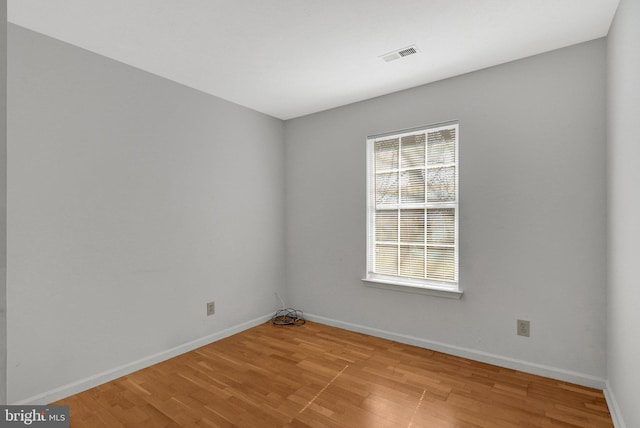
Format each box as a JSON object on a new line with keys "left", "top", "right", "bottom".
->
{"left": 365, "top": 122, "right": 460, "bottom": 296}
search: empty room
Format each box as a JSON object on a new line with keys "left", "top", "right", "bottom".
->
{"left": 1, "top": 0, "right": 639, "bottom": 427}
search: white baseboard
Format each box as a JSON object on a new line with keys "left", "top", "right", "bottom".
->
{"left": 603, "top": 381, "right": 626, "bottom": 428}
{"left": 13, "top": 313, "right": 273, "bottom": 405}
{"left": 305, "top": 313, "right": 606, "bottom": 389}
{"left": 17, "top": 312, "right": 610, "bottom": 407}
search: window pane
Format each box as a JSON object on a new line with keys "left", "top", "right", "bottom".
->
{"left": 375, "top": 138, "right": 399, "bottom": 170}
{"left": 368, "top": 123, "right": 458, "bottom": 287}
{"left": 375, "top": 244, "right": 398, "bottom": 275}
{"left": 400, "top": 245, "right": 425, "bottom": 278}
{"left": 375, "top": 172, "right": 398, "bottom": 205}
{"left": 401, "top": 134, "right": 425, "bottom": 168}
{"left": 400, "top": 169, "right": 425, "bottom": 203}
{"left": 426, "top": 166, "right": 456, "bottom": 202}
{"left": 376, "top": 210, "right": 398, "bottom": 242}
{"left": 426, "top": 247, "right": 455, "bottom": 281}
{"left": 400, "top": 209, "right": 424, "bottom": 243}
{"left": 427, "top": 209, "right": 455, "bottom": 245}
{"left": 428, "top": 128, "right": 456, "bottom": 165}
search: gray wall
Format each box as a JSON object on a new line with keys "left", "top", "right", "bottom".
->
{"left": 7, "top": 24, "right": 285, "bottom": 403}
{"left": 607, "top": 0, "right": 640, "bottom": 426}
{"left": 0, "top": 0, "right": 6, "bottom": 405}
{"left": 285, "top": 40, "right": 607, "bottom": 382}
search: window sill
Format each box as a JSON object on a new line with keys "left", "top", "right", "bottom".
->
{"left": 362, "top": 277, "right": 463, "bottom": 299}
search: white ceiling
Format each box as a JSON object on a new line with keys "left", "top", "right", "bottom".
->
{"left": 8, "top": 0, "right": 619, "bottom": 120}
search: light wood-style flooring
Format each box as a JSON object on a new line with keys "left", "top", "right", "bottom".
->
{"left": 54, "top": 321, "right": 613, "bottom": 427}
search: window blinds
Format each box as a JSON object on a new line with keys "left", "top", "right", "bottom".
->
{"left": 367, "top": 123, "right": 458, "bottom": 287}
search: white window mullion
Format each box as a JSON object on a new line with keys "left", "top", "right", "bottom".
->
{"left": 397, "top": 140, "right": 402, "bottom": 276}
{"left": 424, "top": 208, "right": 428, "bottom": 279}
{"left": 424, "top": 132, "right": 428, "bottom": 280}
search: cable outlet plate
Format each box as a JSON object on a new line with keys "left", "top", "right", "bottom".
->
{"left": 517, "top": 319, "right": 530, "bottom": 337}
{"left": 207, "top": 301, "right": 215, "bottom": 316}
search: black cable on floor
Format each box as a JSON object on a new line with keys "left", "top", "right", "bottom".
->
{"left": 271, "top": 308, "right": 305, "bottom": 326}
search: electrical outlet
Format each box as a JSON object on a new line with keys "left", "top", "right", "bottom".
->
{"left": 207, "top": 301, "right": 215, "bottom": 316}
{"left": 517, "top": 319, "right": 530, "bottom": 337}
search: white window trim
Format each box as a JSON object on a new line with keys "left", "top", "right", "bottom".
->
{"left": 362, "top": 277, "right": 463, "bottom": 299}
{"left": 363, "top": 121, "right": 462, "bottom": 299}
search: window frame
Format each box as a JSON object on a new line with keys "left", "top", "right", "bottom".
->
{"left": 363, "top": 121, "right": 462, "bottom": 299}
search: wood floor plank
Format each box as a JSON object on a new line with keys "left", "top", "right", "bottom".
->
{"left": 53, "top": 321, "right": 613, "bottom": 427}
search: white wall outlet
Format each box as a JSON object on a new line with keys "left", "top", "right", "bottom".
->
{"left": 517, "top": 319, "right": 530, "bottom": 337}
{"left": 207, "top": 301, "right": 215, "bottom": 316}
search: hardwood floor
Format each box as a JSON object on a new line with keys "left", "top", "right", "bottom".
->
{"left": 54, "top": 321, "right": 613, "bottom": 427}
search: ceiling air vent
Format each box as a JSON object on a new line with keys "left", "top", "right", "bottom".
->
{"left": 380, "top": 45, "right": 420, "bottom": 62}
